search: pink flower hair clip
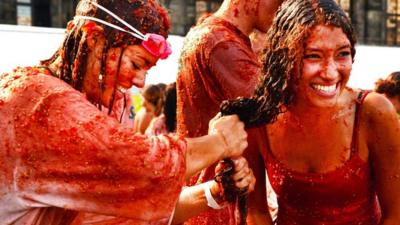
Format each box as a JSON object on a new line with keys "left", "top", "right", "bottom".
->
{"left": 74, "top": 0, "right": 172, "bottom": 60}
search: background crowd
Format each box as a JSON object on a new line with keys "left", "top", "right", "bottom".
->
{"left": 1, "top": 0, "right": 400, "bottom": 225}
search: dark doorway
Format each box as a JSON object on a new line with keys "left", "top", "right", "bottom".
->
{"left": 32, "top": 0, "right": 51, "bottom": 27}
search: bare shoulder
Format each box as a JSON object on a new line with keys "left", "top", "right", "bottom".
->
{"left": 362, "top": 91, "right": 398, "bottom": 125}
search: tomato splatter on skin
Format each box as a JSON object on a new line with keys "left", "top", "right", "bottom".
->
{"left": 234, "top": 8, "right": 239, "bottom": 17}
{"left": 1, "top": 66, "right": 187, "bottom": 223}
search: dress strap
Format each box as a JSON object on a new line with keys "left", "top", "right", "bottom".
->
{"left": 351, "top": 90, "right": 371, "bottom": 155}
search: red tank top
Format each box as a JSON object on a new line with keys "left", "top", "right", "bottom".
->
{"left": 263, "top": 91, "right": 381, "bottom": 225}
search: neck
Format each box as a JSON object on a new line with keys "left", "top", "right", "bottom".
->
{"left": 214, "top": 0, "right": 257, "bottom": 36}
{"left": 82, "top": 60, "right": 102, "bottom": 105}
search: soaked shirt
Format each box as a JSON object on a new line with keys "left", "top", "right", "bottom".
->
{"left": 0, "top": 67, "right": 186, "bottom": 225}
{"left": 263, "top": 92, "right": 381, "bottom": 225}
{"left": 176, "top": 16, "right": 260, "bottom": 225}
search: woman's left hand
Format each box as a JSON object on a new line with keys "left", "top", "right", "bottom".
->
{"left": 212, "top": 156, "right": 256, "bottom": 203}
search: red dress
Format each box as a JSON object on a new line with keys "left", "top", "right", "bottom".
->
{"left": 0, "top": 67, "right": 186, "bottom": 225}
{"left": 176, "top": 16, "right": 260, "bottom": 225}
{"left": 263, "top": 92, "right": 381, "bottom": 225}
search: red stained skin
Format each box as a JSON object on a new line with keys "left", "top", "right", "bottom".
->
{"left": 233, "top": 8, "right": 239, "bottom": 17}
{"left": 0, "top": 67, "right": 187, "bottom": 225}
{"left": 176, "top": 17, "right": 260, "bottom": 225}
{"left": 264, "top": 92, "right": 381, "bottom": 225}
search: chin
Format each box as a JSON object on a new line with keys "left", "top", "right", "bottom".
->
{"left": 310, "top": 97, "right": 339, "bottom": 108}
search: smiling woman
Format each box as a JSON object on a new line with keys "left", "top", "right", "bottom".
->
{"left": 0, "top": 0, "right": 250, "bottom": 224}
{"left": 294, "top": 25, "right": 353, "bottom": 108}
{"left": 221, "top": 0, "right": 400, "bottom": 224}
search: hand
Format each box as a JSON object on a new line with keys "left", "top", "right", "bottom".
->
{"left": 212, "top": 157, "right": 256, "bottom": 202}
{"left": 230, "top": 157, "right": 256, "bottom": 193}
{"left": 208, "top": 113, "right": 248, "bottom": 158}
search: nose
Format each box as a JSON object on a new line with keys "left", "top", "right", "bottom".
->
{"left": 133, "top": 70, "right": 147, "bottom": 88}
{"left": 321, "top": 58, "right": 339, "bottom": 81}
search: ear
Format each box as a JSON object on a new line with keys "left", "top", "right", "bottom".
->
{"left": 83, "top": 22, "right": 105, "bottom": 49}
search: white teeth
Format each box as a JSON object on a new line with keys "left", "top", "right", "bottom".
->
{"left": 116, "top": 86, "right": 127, "bottom": 93}
{"left": 312, "top": 84, "right": 336, "bottom": 93}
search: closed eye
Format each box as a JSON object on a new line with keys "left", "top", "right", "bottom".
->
{"left": 131, "top": 61, "right": 140, "bottom": 70}
{"left": 304, "top": 53, "right": 321, "bottom": 59}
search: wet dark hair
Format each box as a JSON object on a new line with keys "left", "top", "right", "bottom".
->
{"left": 41, "top": 0, "right": 170, "bottom": 109}
{"left": 163, "top": 82, "right": 177, "bottom": 133}
{"left": 375, "top": 72, "right": 400, "bottom": 98}
{"left": 220, "top": 0, "right": 356, "bottom": 127}
{"left": 142, "top": 84, "right": 164, "bottom": 117}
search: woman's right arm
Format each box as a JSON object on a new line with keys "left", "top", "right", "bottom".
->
{"left": 11, "top": 75, "right": 247, "bottom": 222}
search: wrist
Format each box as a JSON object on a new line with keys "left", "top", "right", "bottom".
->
{"left": 204, "top": 181, "right": 226, "bottom": 209}
{"left": 209, "top": 181, "right": 225, "bottom": 205}
{"left": 210, "top": 131, "right": 228, "bottom": 159}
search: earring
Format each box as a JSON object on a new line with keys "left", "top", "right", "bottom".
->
{"left": 97, "top": 73, "right": 104, "bottom": 110}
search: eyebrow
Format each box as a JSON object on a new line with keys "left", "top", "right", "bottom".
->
{"left": 337, "top": 44, "right": 352, "bottom": 50}
{"left": 306, "top": 44, "right": 351, "bottom": 52}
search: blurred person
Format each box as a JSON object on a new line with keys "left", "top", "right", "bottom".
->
{"left": 375, "top": 71, "right": 400, "bottom": 114}
{"left": 146, "top": 82, "right": 177, "bottom": 135}
{"left": 176, "top": 0, "right": 283, "bottom": 224}
{"left": 222, "top": 0, "right": 400, "bottom": 224}
{"left": 0, "top": 0, "right": 249, "bottom": 224}
{"left": 133, "top": 84, "right": 164, "bottom": 134}
{"left": 157, "top": 82, "right": 167, "bottom": 93}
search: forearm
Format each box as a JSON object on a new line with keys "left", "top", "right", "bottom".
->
{"left": 185, "top": 134, "right": 225, "bottom": 180}
{"left": 171, "top": 181, "right": 222, "bottom": 224}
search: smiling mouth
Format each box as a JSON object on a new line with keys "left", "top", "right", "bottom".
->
{"left": 311, "top": 83, "right": 338, "bottom": 95}
{"left": 116, "top": 85, "right": 128, "bottom": 94}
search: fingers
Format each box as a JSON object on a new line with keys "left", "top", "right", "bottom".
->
{"left": 232, "top": 157, "right": 256, "bottom": 192}
{"left": 211, "top": 112, "right": 222, "bottom": 122}
{"left": 208, "top": 115, "right": 248, "bottom": 158}
{"left": 234, "top": 170, "right": 256, "bottom": 192}
{"left": 208, "top": 113, "right": 222, "bottom": 134}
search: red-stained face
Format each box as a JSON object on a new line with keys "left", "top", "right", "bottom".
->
{"left": 256, "top": 0, "right": 282, "bottom": 32}
{"left": 293, "top": 25, "right": 353, "bottom": 108}
{"left": 101, "top": 45, "right": 158, "bottom": 107}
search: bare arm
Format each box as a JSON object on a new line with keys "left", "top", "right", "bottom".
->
{"left": 10, "top": 74, "right": 247, "bottom": 222}
{"left": 172, "top": 157, "right": 256, "bottom": 224}
{"left": 364, "top": 93, "right": 400, "bottom": 225}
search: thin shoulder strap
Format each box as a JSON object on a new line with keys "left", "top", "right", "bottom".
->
{"left": 351, "top": 90, "right": 371, "bottom": 154}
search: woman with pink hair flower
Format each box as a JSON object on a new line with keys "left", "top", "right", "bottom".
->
{"left": 0, "top": 0, "right": 251, "bottom": 224}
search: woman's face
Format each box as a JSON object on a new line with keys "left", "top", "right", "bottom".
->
{"left": 141, "top": 96, "right": 155, "bottom": 113}
{"left": 293, "top": 25, "right": 353, "bottom": 108}
{"left": 101, "top": 45, "right": 158, "bottom": 108}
